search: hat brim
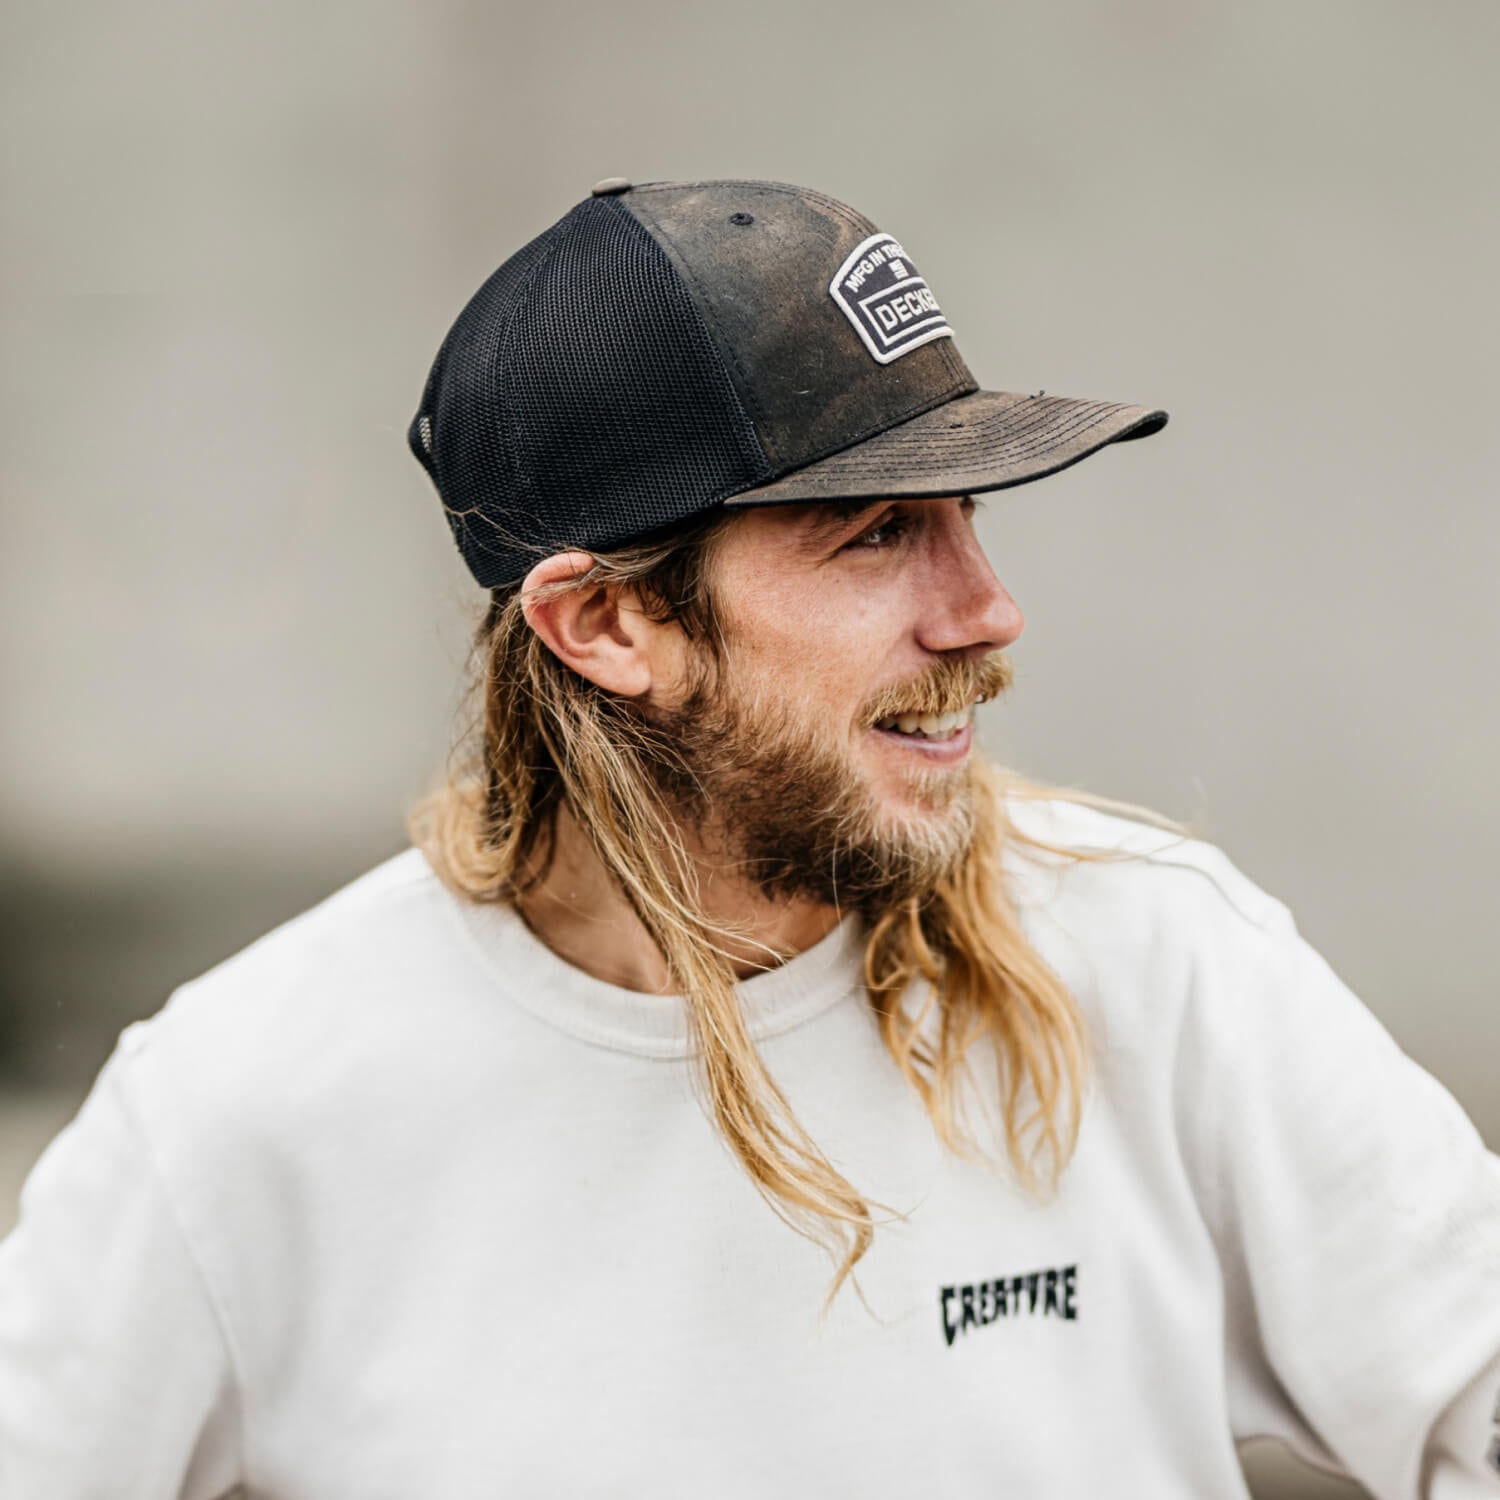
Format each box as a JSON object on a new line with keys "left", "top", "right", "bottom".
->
{"left": 724, "top": 389, "right": 1166, "bottom": 508}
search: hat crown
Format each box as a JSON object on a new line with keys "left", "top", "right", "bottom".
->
{"left": 409, "top": 178, "right": 1165, "bottom": 589}
{"left": 409, "top": 179, "right": 975, "bottom": 587}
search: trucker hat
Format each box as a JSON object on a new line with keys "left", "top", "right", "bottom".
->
{"left": 409, "top": 176, "right": 1166, "bottom": 589}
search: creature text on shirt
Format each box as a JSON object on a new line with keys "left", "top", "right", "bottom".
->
{"left": 939, "top": 1264, "right": 1079, "bottom": 1348}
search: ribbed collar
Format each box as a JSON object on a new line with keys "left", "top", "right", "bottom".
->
{"left": 448, "top": 895, "right": 868, "bottom": 1059}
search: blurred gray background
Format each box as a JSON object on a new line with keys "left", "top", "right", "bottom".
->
{"left": 1, "top": 2, "right": 1495, "bottom": 1495}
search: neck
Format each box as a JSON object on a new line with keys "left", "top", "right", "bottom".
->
{"left": 516, "top": 802, "right": 842, "bottom": 993}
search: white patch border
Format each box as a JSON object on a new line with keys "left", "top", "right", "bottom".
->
{"left": 829, "top": 232, "right": 954, "bottom": 366}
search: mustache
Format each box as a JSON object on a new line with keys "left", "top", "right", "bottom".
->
{"left": 860, "top": 652, "right": 1013, "bottom": 726}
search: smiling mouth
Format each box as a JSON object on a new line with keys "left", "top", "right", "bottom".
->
{"left": 872, "top": 706, "right": 973, "bottom": 741}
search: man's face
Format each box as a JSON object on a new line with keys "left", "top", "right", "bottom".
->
{"left": 645, "top": 495, "right": 1024, "bottom": 907}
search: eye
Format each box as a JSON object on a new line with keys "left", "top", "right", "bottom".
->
{"left": 846, "top": 511, "right": 911, "bottom": 550}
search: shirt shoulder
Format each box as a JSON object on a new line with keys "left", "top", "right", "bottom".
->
{"left": 159, "top": 843, "right": 444, "bottom": 992}
{"left": 998, "top": 794, "right": 1331, "bottom": 1095}
{"left": 102, "top": 847, "right": 531, "bottom": 1262}
{"left": 114, "top": 846, "right": 487, "bottom": 1105}
{"left": 1003, "top": 794, "right": 1293, "bottom": 950}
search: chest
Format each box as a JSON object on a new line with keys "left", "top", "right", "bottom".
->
{"left": 240, "top": 1067, "right": 1245, "bottom": 1499}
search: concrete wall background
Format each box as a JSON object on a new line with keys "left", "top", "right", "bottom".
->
{"left": 2, "top": 4, "right": 1496, "bottom": 1495}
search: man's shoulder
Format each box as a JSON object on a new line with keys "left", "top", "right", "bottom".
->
{"left": 192, "top": 845, "right": 449, "bottom": 985}
{"left": 1002, "top": 795, "right": 1313, "bottom": 1064}
{"left": 123, "top": 847, "right": 475, "bottom": 1069}
{"left": 1003, "top": 794, "right": 1293, "bottom": 944}
{"left": 102, "top": 851, "right": 533, "bottom": 1227}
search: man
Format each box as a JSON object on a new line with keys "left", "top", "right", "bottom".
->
{"left": 1, "top": 177, "right": 1497, "bottom": 1498}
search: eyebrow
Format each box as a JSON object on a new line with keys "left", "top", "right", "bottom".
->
{"left": 796, "top": 498, "right": 890, "bottom": 550}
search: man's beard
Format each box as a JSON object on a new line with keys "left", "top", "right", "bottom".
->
{"left": 642, "top": 652, "right": 1012, "bottom": 915}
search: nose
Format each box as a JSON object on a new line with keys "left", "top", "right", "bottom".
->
{"left": 913, "top": 503, "right": 1025, "bottom": 659}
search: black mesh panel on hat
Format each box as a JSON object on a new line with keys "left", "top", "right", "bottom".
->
{"left": 407, "top": 213, "right": 563, "bottom": 492}
{"left": 409, "top": 196, "right": 772, "bottom": 589}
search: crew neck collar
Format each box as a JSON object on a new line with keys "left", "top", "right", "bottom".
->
{"left": 447, "top": 892, "right": 868, "bottom": 1059}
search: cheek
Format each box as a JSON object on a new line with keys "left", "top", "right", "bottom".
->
{"left": 729, "top": 574, "right": 902, "bottom": 693}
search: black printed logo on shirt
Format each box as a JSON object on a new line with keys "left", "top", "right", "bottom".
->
{"left": 829, "top": 232, "right": 954, "bottom": 365}
{"left": 939, "top": 1265, "right": 1078, "bottom": 1348}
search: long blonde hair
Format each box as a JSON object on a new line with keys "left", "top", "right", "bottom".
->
{"left": 412, "top": 512, "right": 1151, "bottom": 1301}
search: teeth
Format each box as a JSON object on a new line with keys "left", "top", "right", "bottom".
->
{"left": 874, "top": 707, "right": 971, "bottom": 737}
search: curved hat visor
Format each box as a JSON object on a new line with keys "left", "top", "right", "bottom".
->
{"left": 725, "top": 388, "right": 1166, "bottom": 508}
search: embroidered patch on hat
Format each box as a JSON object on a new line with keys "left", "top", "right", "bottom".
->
{"left": 829, "top": 232, "right": 954, "bottom": 365}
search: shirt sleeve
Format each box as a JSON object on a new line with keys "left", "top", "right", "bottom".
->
{"left": 1425, "top": 1347, "right": 1500, "bottom": 1497}
{"left": 0, "top": 1029, "right": 242, "bottom": 1500}
{"left": 1186, "top": 901, "right": 1500, "bottom": 1500}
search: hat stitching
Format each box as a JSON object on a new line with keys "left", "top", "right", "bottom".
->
{"left": 799, "top": 402, "right": 1125, "bottom": 475}
{"left": 731, "top": 401, "right": 1143, "bottom": 504}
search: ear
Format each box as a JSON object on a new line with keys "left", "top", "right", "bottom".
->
{"left": 520, "top": 552, "right": 655, "bottom": 698}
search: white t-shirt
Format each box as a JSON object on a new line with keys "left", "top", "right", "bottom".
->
{"left": 3, "top": 801, "right": 1499, "bottom": 1499}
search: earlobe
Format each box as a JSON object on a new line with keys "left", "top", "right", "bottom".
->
{"left": 520, "top": 552, "right": 654, "bottom": 698}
